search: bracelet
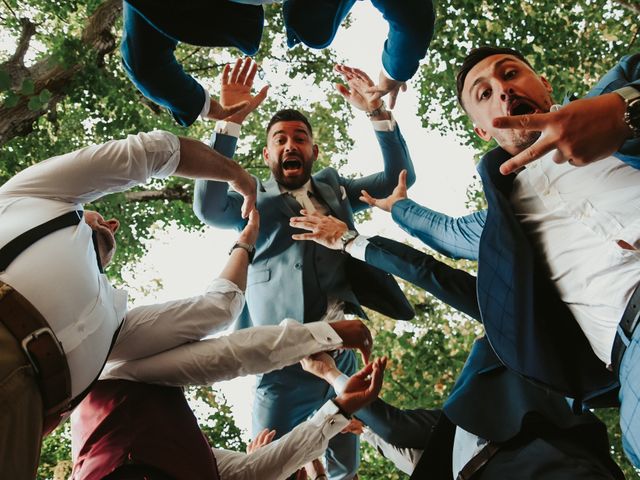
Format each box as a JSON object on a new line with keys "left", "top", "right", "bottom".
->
{"left": 365, "top": 101, "right": 386, "bottom": 118}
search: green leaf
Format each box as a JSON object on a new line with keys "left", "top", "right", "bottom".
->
{"left": 27, "top": 96, "right": 43, "bottom": 111}
{"left": 3, "top": 91, "right": 19, "bottom": 108}
{"left": 39, "top": 89, "right": 52, "bottom": 102}
{"left": 19, "top": 79, "right": 35, "bottom": 96}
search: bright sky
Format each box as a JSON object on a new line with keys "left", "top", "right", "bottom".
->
{"left": 125, "top": 4, "right": 479, "bottom": 439}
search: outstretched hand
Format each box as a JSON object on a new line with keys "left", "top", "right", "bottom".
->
{"left": 334, "top": 357, "right": 387, "bottom": 415}
{"left": 301, "top": 352, "right": 339, "bottom": 382}
{"left": 360, "top": 169, "right": 408, "bottom": 212}
{"left": 246, "top": 428, "right": 276, "bottom": 454}
{"left": 290, "top": 210, "right": 348, "bottom": 250}
{"left": 366, "top": 70, "right": 407, "bottom": 110}
{"left": 217, "top": 57, "right": 269, "bottom": 125}
{"left": 334, "top": 65, "right": 387, "bottom": 116}
{"left": 496, "top": 92, "right": 630, "bottom": 175}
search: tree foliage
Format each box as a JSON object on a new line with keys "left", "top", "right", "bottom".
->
{"left": 417, "top": 0, "right": 639, "bottom": 154}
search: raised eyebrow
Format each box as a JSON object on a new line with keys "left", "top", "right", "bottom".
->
{"left": 271, "top": 128, "right": 310, "bottom": 138}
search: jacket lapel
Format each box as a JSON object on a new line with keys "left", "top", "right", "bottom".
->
{"left": 311, "top": 178, "right": 344, "bottom": 219}
{"left": 262, "top": 176, "right": 300, "bottom": 218}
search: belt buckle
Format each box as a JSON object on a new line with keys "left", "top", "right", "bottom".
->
{"left": 21, "top": 327, "right": 63, "bottom": 375}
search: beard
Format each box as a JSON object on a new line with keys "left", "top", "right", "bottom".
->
{"left": 508, "top": 130, "right": 541, "bottom": 153}
{"left": 271, "top": 155, "right": 314, "bottom": 190}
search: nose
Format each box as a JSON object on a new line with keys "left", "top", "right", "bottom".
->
{"left": 105, "top": 218, "right": 120, "bottom": 234}
{"left": 499, "top": 86, "right": 515, "bottom": 102}
{"left": 284, "top": 138, "right": 298, "bottom": 152}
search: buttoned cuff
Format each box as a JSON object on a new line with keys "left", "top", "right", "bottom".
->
{"left": 332, "top": 373, "right": 350, "bottom": 396}
{"left": 371, "top": 112, "right": 396, "bottom": 131}
{"left": 348, "top": 235, "right": 370, "bottom": 261}
{"left": 304, "top": 321, "right": 343, "bottom": 348}
{"left": 199, "top": 87, "right": 211, "bottom": 120}
{"left": 215, "top": 120, "right": 242, "bottom": 138}
{"left": 307, "top": 400, "right": 350, "bottom": 435}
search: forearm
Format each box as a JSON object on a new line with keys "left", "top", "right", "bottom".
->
{"left": 361, "top": 428, "right": 423, "bottom": 475}
{"left": 101, "top": 320, "right": 342, "bottom": 386}
{"left": 219, "top": 248, "right": 250, "bottom": 291}
{"left": 391, "top": 199, "right": 486, "bottom": 261}
{"left": 175, "top": 136, "right": 245, "bottom": 181}
{"left": 192, "top": 131, "right": 244, "bottom": 227}
{"left": 108, "top": 279, "right": 244, "bottom": 362}
{"left": 0, "top": 131, "right": 180, "bottom": 204}
{"left": 373, "top": 0, "right": 435, "bottom": 81}
{"left": 356, "top": 399, "right": 439, "bottom": 449}
{"left": 215, "top": 401, "right": 349, "bottom": 480}
{"left": 346, "top": 127, "right": 416, "bottom": 213}
{"left": 363, "top": 236, "right": 481, "bottom": 320}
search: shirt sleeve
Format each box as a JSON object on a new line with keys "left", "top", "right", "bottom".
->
{"left": 391, "top": 199, "right": 486, "bottom": 261}
{"left": 361, "top": 428, "right": 423, "bottom": 475}
{"left": 0, "top": 131, "right": 180, "bottom": 205}
{"left": 214, "top": 400, "right": 349, "bottom": 480}
{"left": 101, "top": 319, "right": 343, "bottom": 386}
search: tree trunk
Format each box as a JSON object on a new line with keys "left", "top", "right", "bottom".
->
{"left": 124, "top": 187, "right": 192, "bottom": 203}
{"left": 0, "top": 0, "right": 122, "bottom": 146}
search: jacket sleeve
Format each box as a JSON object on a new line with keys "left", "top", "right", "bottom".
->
{"left": 365, "top": 236, "right": 481, "bottom": 321}
{"left": 391, "top": 199, "right": 486, "bottom": 261}
{"left": 193, "top": 130, "right": 247, "bottom": 229}
{"left": 587, "top": 53, "right": 640, "bottom": 168}
{"left": 372, "top": 0, "right": 435, "bottom": 81}
{"left": 355, "top": 397, "right": 440, "bottom": 450}
{"left": 341, "top": 126, "right": 416, "bottom": 214}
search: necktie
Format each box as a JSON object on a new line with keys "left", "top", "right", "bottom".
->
{"left": 291, "top": 189, "right": 316, "bottom": 213}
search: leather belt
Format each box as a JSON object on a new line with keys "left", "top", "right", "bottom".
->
{"left": 0, "top": 280, "right": 71, "bottom": 435}
{"left": 611, "top": 282, "right": 640, "bottom": 378}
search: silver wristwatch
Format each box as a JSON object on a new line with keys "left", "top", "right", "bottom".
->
{"left": 366, "top": 101, "right": 387, "bottom": 118}
{"left": 615, "top": 85, "right": 640, "bottom": 138}
{"left": 229, "top": 241, "right": 255, "bottom": 263}
{"left": 340, "top": 230, "right": 358, "bottom": 252}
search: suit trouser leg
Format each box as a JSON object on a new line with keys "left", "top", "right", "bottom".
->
{"left": 120, "top": 3, "right": 206, "bottom": 126}
{"left": 0, "top": 322, "right": 43, "bottom": 479}
{"left": 619, "top": 324, "right": 640, "bottom": 468}
{"left": 252, "top": 350, "right": 359, "bottom": 480}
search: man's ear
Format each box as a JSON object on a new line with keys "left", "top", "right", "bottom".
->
{"left": 473, "top": 125, "right": 492, "bottom": 142}
{"left": 263, "top": 146, "right": 269, "bottom": 164}
{"left": 541, "top": 76, "right": 552, "bottom": 94}
{"left": 312, "top": 144, "right": 319, "bottom": 162}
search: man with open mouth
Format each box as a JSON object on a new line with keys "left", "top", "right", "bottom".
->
{"left": 193, "top": 59, "right": 416, "bottom": 479}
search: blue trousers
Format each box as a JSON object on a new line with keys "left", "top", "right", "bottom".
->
{"left": 253, "top": 350, "right": 359, "bottom": 480}
{"left": 121, "top": 3, "right": 206, "bottom": 126}
{"left": 619, "top": 322, "right": 640, "bottom": 468}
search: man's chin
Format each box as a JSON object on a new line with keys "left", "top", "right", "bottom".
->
{"left": 513, "top": 131, "right": 541, "bottom": 152}
{"left": 276, "top": 173, "right": 309, "bottom": 190}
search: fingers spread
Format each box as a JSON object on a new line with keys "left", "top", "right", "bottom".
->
{"left": 499, "top": 135, "right": 555, "bottom": 175}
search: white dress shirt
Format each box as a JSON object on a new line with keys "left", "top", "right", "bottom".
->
{"left": 100, "top": 308, "right": 348, "bottom": 480}
{"left": 511, "top": 108, "right": 640, "bottom": 364}
{"left": 0, "top": 131, "right": 181, "bottom": 397}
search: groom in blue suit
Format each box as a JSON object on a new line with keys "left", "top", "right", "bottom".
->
{"left": 293, "top": 49, "right": 640, "bottom": 468}
{"left": 193, "top": 60, "right": 414, "bottom": 479}
{"left": 121, "top": 0, "right": 435, "bottom": 126}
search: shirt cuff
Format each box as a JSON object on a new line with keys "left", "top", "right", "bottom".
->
{"left": 199, "top": 87, "right": 211, "bottom": 120}
{"left": 332, "top": 373, "right": 350, "bottom": 396}
{"left": 307, "top": 400, "right": 350, "bottom": 436}
{"left": 304, "top": 321, "right": 343, "bottom": 348}
{"left": 215, "top": 120, "right": 242, "bottom": 138}
{"left": 371, "top": 112, "right": 396, "bottom": 131}
{"left": 348, "top": 235, "right": 370, "bottom": 261}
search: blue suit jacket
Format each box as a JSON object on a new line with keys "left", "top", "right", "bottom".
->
{"left": 124, "top": 0, "right": 434, "bottom": 82}
{"left": 193, "top": 126, "right": 415, "bottom": 327}
{"left": 388, "top": 54, "right": 640, "bottom": 403}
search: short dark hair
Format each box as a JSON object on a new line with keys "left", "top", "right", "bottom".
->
{"left": 456, "top": 46, "right": 534, "bottom": 107}
{"left": 266, "top": 109, "right": 313, "bottom": 137}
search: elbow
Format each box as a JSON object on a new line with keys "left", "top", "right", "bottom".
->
{"left": 405, "top": 167, "right": 417, "bottom": 188}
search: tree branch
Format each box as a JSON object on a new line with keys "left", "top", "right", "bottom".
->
{"left": 124, "top": 187, "right": 192, "bottom": 203}
{"left": 612, "top": 0, "right": 640, "bottom": 15}
{"left": 0, "top": 0, "right": 122, "bottom": 145}
{"left": 8, "top": 18, "right": 36, "bottom": 67}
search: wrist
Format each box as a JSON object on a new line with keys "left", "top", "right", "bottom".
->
{"left": 332, "top": 398, "right": 353, "bottom": 417}
{"left": 366, "top": 101, "right": 389, "bottom": 121}
{"left": 614, "top": 87, "right": 640, "bottom": 139}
